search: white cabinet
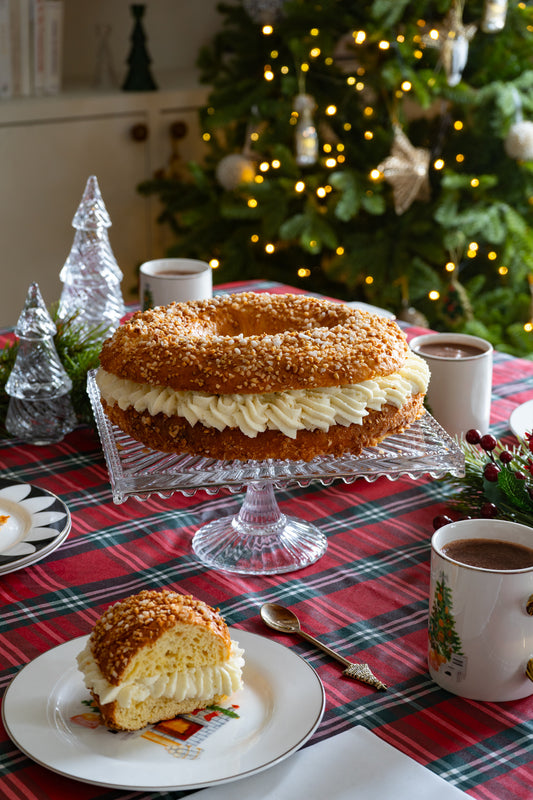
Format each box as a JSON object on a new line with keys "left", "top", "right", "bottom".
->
{"left": 0, "top": 0, "right": 221, "bottom": 327}
{"left": 0, "top": 87, "right": 208, "bottom": 326}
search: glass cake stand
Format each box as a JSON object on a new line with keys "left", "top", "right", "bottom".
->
{"left": 87, "top": 371, "right": 464, "bottom": 575}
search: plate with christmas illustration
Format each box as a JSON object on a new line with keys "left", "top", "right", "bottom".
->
{"left": 0, "top": 479, "right": 71, "bottom": 575}
{"left": 2, "top": 628, "right": 325, "bottom": 791}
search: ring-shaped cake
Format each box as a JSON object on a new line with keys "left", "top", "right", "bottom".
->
{"left": 97, "top": 292, "right": 430, "bottom": 461}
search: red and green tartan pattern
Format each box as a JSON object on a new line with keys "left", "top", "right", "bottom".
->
{"left": 0, "top": 282, "right": 531, "bottom": 800}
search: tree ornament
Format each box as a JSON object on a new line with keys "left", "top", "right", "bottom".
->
{"left": 437, "top": 1, "right": 477, "bottom": 86}
{"left": 440, "top": 276, "right": 473, "bottom": 326}
{"left": 377, "top": 125, "right": 431, "bottom": 215}
{"left": 5, "top": 283, "right": 76, "bottom": 444}
{"left": 122, "top": 4, "right": 157, "bottom": 92}
{"left": 243, "top": 0, "right": 286, "bottom": 25}
{"left": 481, "top": 0, "right": 508, "bottom": 33}
{"left": 293, "top": 93, "right": 319, "bottom": 167}
{"left": 58, "top": 175, "right": 125, "bottom": 338}
{"left": 215, "top": 153, "right": 256, "bottom": 190}
{"left": 505, "top": 120, "right": 533, "bottom": 161}
{"left": 397, "top": 304, "right": 429, "bottom": 327}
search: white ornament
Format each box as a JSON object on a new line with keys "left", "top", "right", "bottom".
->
{"left": 423, "top": 2, "right": 476, "bottom": 87}
{"left": 504, "top": 120, "right": 533, "bottom": 161}
{"left": 293, "top": 93, "right": 318, "bottom": 167}
{"left": 481, "top": 0, "right": 508, "bottom": 33}
{"left": 440, "top": 2, "right": 477, "bottom": 87}
{"left": 243, "top": 0, "right": 286, "bottom": 24}
{"left": 215, "top": 153, "right": 256, "bottom": 190}
{"left": 442, "top": 33, "right": 472, "bottom": 87}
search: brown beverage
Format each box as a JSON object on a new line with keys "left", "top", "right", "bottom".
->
{"left": 414, "top": 342, "right": 485, "bottom": 359}
{"left": 154, "top": 269, "right": 199, "bottom": 276}
{"left": 442, "top": 537, "right": 533, "bottom": 570}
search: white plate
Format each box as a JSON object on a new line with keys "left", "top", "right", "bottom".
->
{"left": 509, "top": 399, "right": 533, "bottom": 439}
{"left": 2, "top": 629, "right": 325, "bottom": 792}
{"left": 344, "top": 300, "right": 396, "bottom": 319}
{"left": 0, "top": 479, "right": 71, "bottom": 575}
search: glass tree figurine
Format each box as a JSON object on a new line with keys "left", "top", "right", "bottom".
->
{"left": 58, "top": 175, "right": 125, "bottom": 339}
{"left": 5, "top": 283, "right": 76, "bottom": 445}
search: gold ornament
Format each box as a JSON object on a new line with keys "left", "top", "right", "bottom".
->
{"left": 377, "top": 126, "right": 431, "bottom": 215}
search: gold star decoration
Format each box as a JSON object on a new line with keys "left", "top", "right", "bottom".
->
{"left": 377, "top": 126, "right": 431, "bottom": 215}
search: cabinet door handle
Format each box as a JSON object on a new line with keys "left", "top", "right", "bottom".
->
{"left": 170, "top": 121, "right": 188, "bottom": 140}
{"left": 130, "top": 123, "right": 149, "bottom": 141}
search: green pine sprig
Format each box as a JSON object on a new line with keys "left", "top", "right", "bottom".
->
{"left": 0, "top": 308, "right": 106, "bottom": 437}
{"left": 441, "top": 435, "right": 533, "bottom": 525}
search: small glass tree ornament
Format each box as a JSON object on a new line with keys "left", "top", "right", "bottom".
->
{"left": 58, "top": 175, "right": 125, "bottom": 338}
{"left": 5, "top": 283, "right": 76, "bottom": 445}
{"left": 293, "top": 93, "right": 319, "bottom": 167}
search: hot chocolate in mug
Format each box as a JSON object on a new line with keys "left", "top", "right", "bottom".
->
{"left": 139, "top": 258, "right": 212, "bottom": 310}
{"left": 409, "top": 332, "right": 493, "bottom": 439}
{"left": 428, "top": 518, "right": 533, "bottom": 701}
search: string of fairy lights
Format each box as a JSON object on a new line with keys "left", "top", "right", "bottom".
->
{"left": 201, "top": 3, "right": 533, "bottom": 331}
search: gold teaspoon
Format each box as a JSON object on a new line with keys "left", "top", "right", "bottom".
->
{"left": 260, "top": 602, "right": 387, "bottom": 691}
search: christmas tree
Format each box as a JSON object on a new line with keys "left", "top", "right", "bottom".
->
{"left": 428, "top": 574, "right": 464, "bottom": 668}
{"left": 139, "top": 0, "right": 533, "bottom": 357}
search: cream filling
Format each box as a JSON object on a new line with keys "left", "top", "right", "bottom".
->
{"left": 77, "top": 640, "right": 245, "bottom": 709}
{"left": 96, "top": 351, "right": 429, "bottom": 440}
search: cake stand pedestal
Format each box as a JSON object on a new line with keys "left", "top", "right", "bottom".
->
{"left": 191, "top": 482, "right": 327, "bottom": 574}
{"left": 87, "top": 371, "right": 464, "bottom": 575}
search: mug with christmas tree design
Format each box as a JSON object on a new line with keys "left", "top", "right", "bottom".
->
{"left": 428, "top": 518, "right": 533, "bottom": 701}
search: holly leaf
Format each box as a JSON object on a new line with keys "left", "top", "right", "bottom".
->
{"left": 497, "top": 468, "right": 533, "bottom": 512}
{"left": 206, "top": 705, "right": 240, "bottom": 718}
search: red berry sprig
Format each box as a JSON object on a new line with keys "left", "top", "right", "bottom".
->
{"left": 433, "top": 428, "right": 533, "bottom": 529}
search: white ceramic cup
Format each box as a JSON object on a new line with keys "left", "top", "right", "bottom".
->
{"left": 409, "top": 332, "right": 493, "bottom": 438}
{"left": 139, "top": 258, "right": 212, "bottom": 310}
{"left": 428, "top": 518, "right": 533, "bottom": 701}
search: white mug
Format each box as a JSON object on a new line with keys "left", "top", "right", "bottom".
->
{"left": 139, "top": 258, "right": 212, "bottom": 310}
{"left": 428, "top": 518, "right": 533, "bottom": 701}
{"left": 409, "top": 332, "right": 493, "bottom": 438}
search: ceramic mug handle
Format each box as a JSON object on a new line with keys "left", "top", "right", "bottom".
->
{"left": 526, "top": 595, "right": 533, "bottom": 683}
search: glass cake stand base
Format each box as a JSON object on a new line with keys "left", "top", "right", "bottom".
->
{"left": 191, "top": 482, "right": 327, "bottom": 574}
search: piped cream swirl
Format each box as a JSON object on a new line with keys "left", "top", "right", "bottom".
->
{"left": 96, "top": 351, "right": 429, "bottom": 440}
{"left": 77, "top": 640, "right": 244, "bottom": 709}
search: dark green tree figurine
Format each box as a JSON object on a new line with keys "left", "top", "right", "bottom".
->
{"left": 122, "top": 4, "right": 157, "bottom": 92}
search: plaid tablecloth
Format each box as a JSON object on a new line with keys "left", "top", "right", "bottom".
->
{"left": 0, "top": 281, "right": 532, "bottom": 799}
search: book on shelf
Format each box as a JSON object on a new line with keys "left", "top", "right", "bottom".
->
{"left": 43, "top": 0, "right": 63, "bottom": 94}
{"left": 30, "top": 0, "right": 45, "bottom": 94}
{"left": 0, "top": 0, "right": 63, "bottom": 99}
{"left": 11, "top": 0, "right": 31, "bottom": 96}
{"left": 0, "top": 0, "right": 12, "bottom": 98}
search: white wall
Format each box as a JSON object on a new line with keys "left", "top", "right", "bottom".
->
{"left": 62, "top": 0, "right": 224, "bottom": 89}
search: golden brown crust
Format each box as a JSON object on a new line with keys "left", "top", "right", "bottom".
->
{"left": 101, "top": 395, "right": 426, "bottom": 462}
{"left": 99, "top": 292, "right": 410, "bottom": 394}
{"left": 89, "top": 590, "right": 231, "bottom": 686}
